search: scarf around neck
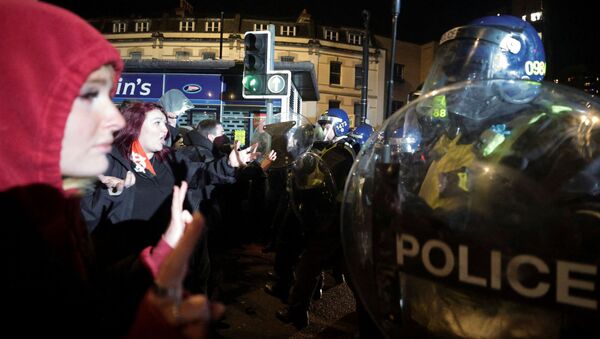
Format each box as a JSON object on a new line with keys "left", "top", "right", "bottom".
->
{"left": 131, "top": 140, "right": 156, "bottom": 175}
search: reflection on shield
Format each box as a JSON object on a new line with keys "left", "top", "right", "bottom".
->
{"left": 262, "top": 113, "right": 315, "bottom": 169}
{"left": 291, "top": 152, "right": 338, "bottom": 225}
{"left": 342, "top": 79, "right": 600, "bottom": 338}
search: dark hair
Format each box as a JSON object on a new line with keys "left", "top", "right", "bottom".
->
{"left": 196, "top": 119, "right": 221, "bottom": 138}
{"left": 114, "top": 101, "right": 170, "bottom": 160}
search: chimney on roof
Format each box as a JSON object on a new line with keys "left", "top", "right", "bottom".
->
{"left": 296, "top": 9, "right": 311, "bottom": 23}
{"left": 176, "top": 0, "right": 194, "bottom": 17}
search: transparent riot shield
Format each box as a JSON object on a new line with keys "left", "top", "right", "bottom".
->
{"left": 342, "top": 79, "right": 600, "bottom": 338}
{"left": 251, "top": 112, "right": 315, "bottom": 169}
{"left": 290, "top": 151, "right": 338, "bottom": 228}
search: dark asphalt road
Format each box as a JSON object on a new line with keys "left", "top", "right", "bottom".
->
{"left": 208, "top": 243, "right": 359, "bottom": 339}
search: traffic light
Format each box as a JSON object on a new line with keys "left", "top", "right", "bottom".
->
{"left": 242, "top": 30, "right": 291, "bottom": 99}
{"left": 265, "top": 71, "right": 290, "bottom": 96}
{"left": 243, "top": 31, "right": 270, "bottom": 97}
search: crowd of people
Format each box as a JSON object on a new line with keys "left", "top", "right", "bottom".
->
{"left": 2, "top": 1, "right": 564, "bottom": 338}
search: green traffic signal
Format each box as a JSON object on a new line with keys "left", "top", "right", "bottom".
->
{"left": 242, "top": 74, "right": 264, "bottom": 93}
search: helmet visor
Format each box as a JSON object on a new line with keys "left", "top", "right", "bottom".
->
{"left": 422, "top": 26, "right": 516, "bottom": 93}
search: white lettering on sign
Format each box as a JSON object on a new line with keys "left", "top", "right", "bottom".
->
{"left": 507, "top": 255, "right": 550, "bottom": 298}
{"left": 491, "top": 250, "right": 502, "bottom": 290}
{"left": 422, "top": 239, "right": 454, "bottom": 277}
{"left": 459, "top": 245, "right": 487, "bottom": 287}
{"left": 397, "top": 233, "right": 419, "bottom": 265}
{"left": 395, "top": 232, "right": 598, "bottom": 310}
{"left": 116, "top": 77, "right": 153, "bottom": 96}
{"left": 557, "top": 261, "right": 597, "bottom": 309}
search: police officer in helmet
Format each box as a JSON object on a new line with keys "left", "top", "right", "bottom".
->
{"left": 276, "top": 108, "right": 364, "bottom": 328}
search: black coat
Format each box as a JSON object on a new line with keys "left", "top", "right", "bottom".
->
{"left": 82, "top": 146, "right": 235, "bottom": 231}
{"left": 179, "top": 130, "right": 236, "bottom": 207}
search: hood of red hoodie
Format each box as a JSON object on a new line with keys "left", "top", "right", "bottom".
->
{"left": 0, "top": 0, "right": 123, "bottom": 193}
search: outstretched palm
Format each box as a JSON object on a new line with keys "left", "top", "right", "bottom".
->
{"left": 228, "top": 141, "right": 261, "bottom": 167}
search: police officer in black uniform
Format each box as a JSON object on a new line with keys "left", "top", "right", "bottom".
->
{"left": 275, "top": 109, "right": 375, "bottom": 329}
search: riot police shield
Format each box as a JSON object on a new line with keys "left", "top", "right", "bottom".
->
{"left": 342, "top": 79, "right": 600, "bottom": 338}
{"left": 251, "top": 112, "right": 315, "bottom": 169}
{"left": 321, "top": 140, "right": 357, "bottom": 197}
{"left": 290, "top": 151, "right": 338, "bottom": 227}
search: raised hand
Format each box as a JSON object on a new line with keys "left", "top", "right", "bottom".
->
{"left": 228, "top": 141, "right": 261, "bottom": 168}
{"left": 163, "top": 181, "right": 193, "bottom": 247}
{"left": 130, "top": 211, "right": 225, "bottom": 338}
{"left": 260, "top": 150, "right": 277, "bottom": 171}
{"left": 98, "top": 171, "right": 135, "bottom": 195}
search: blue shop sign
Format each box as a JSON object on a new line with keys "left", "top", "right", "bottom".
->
{"left": 114, "top": 73, "right": 222, "bottom": 104}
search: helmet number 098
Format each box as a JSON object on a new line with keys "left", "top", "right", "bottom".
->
{"left": 525, "top": 60, "right": 546, "bottom": 76}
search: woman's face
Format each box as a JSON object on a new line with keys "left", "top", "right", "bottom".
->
{"left": 60, "top": 65, "right": 124, "bottom": 177}
{"left": 139, "top": 108, "right": 168, "bottom": 157}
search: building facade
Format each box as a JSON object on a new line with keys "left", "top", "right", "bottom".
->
{"left": 88, "top": 6, "right": 435, "bottom": 131}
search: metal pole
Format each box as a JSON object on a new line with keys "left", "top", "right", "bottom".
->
{"left": 266, "top": 24, "right": 276, "bottom": 123}
{"left": 266, "top": 100, "right": 274, "bottom": 124}
{"left": 386, "top": 0, "right": 401, "bottom": 118}
{"left": 219, "top": 11, "right": 224, "bottom": 59}
{"left": 360, "top": 10, "right": 370, "bottom": 125}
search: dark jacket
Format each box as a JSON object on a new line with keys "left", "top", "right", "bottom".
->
{"left": 181, "top": 130, "right": 216, "bottom": 163}
{"left": 81, "top": 146, "right": 235, "bottom": 234}
{"left": 180, "top": 130, "right": 236, "bottom": 207}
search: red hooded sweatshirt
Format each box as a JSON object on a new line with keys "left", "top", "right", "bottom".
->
{"left": 0, "top": 1, "right": 180, "bottom": 337}
{"left": 0, "top": 0, "right": 123, "bottom": 191}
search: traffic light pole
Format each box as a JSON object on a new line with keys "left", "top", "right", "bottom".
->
{"left": 266, "top": 100, "right": 274, "bottom": 124}
{"left": 266, "top": 24, "right": 275, "bottom": 124}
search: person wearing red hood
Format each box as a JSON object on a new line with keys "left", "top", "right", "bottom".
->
{"left": 0, "top": 1, "right": 222, "bottom": 337}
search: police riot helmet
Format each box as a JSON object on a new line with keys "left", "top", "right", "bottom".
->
{"left": 319, "top": 108, "right": 351, "bottom": 137}
{"left": 349, "top": 123, "right": 374, "bottom": 147}
{"left": 419, "top": 15, "right": 546, "bottom": 121}
{"left": 423, "top": 15, "right": 545, "bottom": 93}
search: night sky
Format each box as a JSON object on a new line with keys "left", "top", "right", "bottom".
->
{"left": 46, "top": 0, "right": 598, "bottom": 76}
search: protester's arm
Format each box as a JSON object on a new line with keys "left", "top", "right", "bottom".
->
{"left": 129, "top": 211, "right": 225, "bottom": 338}
{"left": 80, "top": 159, "right": 133, "bottom": 233}
{"left": 140, "top": 182, "right": 192, "bottom": 277}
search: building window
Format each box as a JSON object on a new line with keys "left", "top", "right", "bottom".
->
{"left": 280, "top": 25, "right": 296, "bottom": 36}
{"left": 205, "top": 20, "right": 221, "bottom": 32}
{"left": 129, "top": 51, "right": 142, "bottom": 60}
{"left": 394, "top": 63, "right": 405, "bottom": 82}
{"left": 392, "top": 100, "right": 404, "bottom": 113}
{"left": 329, "top": 100, "right": 341, "bottom": 109}
{"left": 354, "top": 65, "right": 363, "bottom": 88}
{"left": 280, "top": 55, "right": 295, "bottom": 62}
{"left": 179, "top": 19, "right": 195, "bottom": 32}
{"left": 253, "top": 23, "right": 267, "bottom": 31}
{"left": 176, "top": 51, "right": 191, "bottom": 60}
{"left": 530, "top": 11, "right": 542, "bottom": 22}
{"left": 134, "top": 21, "right": 150, "bottom": 32}
{"left": 324, "top": 29, "right": 339, "bottom": 41}
{"left": 202, "top": 51, "right": 216, "bottom": 60}
{"left": 348, "top": 32, "right": 362, "bottom": 45}
{"left": 112, "top": 21, "right": 127, "bottom": 33}
{"left": 330, "top": 61, "right": 341, "bottom": 85}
